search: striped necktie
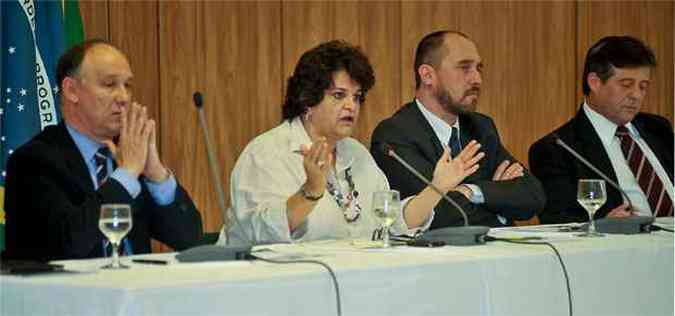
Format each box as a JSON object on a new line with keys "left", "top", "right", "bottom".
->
{"left": 94, "top": 147, "right": 110, "bottom": 187}
{"left": 615, "top": 126, "right": 673, "bottom": 216}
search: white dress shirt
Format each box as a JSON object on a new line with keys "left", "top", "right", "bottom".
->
{"left": 218, "top": 117, "right": 433, "bottom": 245}
{"left": 415, "top": 100, "right": 508, "bottom": 224}
{"left": 415, "top": 99, "right": 487, "bottom": 199}
{"left": 583, "top": 102, "right": 674, "bottom": 216}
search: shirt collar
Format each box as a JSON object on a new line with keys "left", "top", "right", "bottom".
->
{"left": 65, "top": 123, "right": 107, "bottom": 163}
{"left": 582, "top": 101, "right": 640, "bottom": 146}
{"left": 288, "top": 117, "right": 355, "bottom": 172}
{"left": 415, "top": 98, "right": 460, "bottom": 145}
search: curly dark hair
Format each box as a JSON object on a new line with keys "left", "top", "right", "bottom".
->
{"left": 282, "top": 40, "right": 375, "bottom": 120}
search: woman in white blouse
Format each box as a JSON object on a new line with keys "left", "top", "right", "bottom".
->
{"left": 219, "top": 40, "right": 483, "bottom": 245}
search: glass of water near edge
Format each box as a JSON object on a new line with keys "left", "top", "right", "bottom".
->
{"left": 99, "top": 204, "right": 133, "bottom": 269}
{"left": 577, "top": 179, "right": 606, "bottom": 237}
{"left": 372, "top": 190, "right": 401, "bottom": 248}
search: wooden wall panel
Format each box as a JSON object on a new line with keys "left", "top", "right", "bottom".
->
{"left": 109, "top": 1, "right": 160, "bottom": 127}
{"left": 578, "top": 1, "right": 674, "bottom": 123}
{"left": 355, "top": 1, "right": 402, "bottom": 143}
{"left": 203, "top": 1, "right": 283, "bottom": 154}
{"left": 282, "top": 1, "right": 402, "bottom": 144}
{"left": 159, "top": 1, "right": 282, "bottom": 233}
{"left": 159, "top": 1, "right": 209, "bottom": 232}
{"left": 401, "top": 1, "right": 577, "bottom": 166}
{"left": 77, "top": 0, "right": 673, "bottom": 243}
{"left": 79, "top": 0, "right": 108, "bottom": 40}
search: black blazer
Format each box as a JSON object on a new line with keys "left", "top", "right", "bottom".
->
{"left": 528, "top": 108, "right": 674, "bottom": 224}
{"left": 3, "top": 122, "right": 203, "bottom": 261}
{"left": 371, "top": 101, "right": 545, "bottom": 228}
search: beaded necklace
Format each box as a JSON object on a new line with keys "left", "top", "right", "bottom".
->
{"left": 326, "top": 166, "right": 362, "bottom": 222}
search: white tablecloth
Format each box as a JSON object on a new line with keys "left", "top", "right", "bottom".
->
{"left": 1, "top": 223, "right": 673, "bottom": 316}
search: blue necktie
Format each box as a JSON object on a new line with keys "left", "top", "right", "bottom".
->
{"left": 448, "top": 127, "right": 461, "bottom": 158}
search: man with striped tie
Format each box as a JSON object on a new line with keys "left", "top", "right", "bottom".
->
{"left": 3, "top": 39, "right": 203, "bottom": 261}
{"left": 529, "top": 36, "right": 674, "bottom": 224}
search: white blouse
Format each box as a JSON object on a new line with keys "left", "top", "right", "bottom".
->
{"left": 218, "top": 117, "right": 433, "bottom": 245}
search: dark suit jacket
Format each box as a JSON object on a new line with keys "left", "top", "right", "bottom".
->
{"left": 528, "top": 108, "right": 674, "bottom": 224}
{"left": 3, "top": 122, "right": 203, "bottom": 261}
{"left": 371, "top": 101, "right": 545, "bottom": 228}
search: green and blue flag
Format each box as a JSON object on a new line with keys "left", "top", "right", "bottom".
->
{"left": 0, "top": 0, "right": 84, "bottom": 251}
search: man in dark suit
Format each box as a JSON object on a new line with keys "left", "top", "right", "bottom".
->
{"left": 3, "top": 39, "right": 202, "bottom": 261}
{"left": 529, "top": 36, "right": 673, "bottom": 224}
{"left": 371, "top": 31, "right": 545, "bottom": 228}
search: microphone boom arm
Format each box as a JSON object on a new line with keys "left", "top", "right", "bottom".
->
{"left": 384, "top": 146, "right": 469, "bottom": 227}
{"left": 553, "top": 135, "right": 634, "bottom": 212}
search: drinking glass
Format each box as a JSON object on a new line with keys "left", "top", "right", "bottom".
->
{"left": 372, "top": 190, "right": 401, "bottom": 248}
{"left": 99, "top": 204, "right": 133, "bottom": 269}
{"left": 577, "top": 179, "right": 607, "bottom": 237}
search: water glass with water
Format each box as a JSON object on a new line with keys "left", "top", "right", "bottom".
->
{"left": 577, "top": 179, "right": 607, "bottom": 237}
{"left": 99, "top": 204, "right": 133, "bottom": 269}
{"left": 372, "top": 190, "right": 401, "bottom": 247}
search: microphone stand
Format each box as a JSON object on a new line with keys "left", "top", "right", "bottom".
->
{"left": 552, "top": 134, "right": 653, "bottom": 234}
{"left": 382, "top": 144, "right": 489, "bottom": 245}
{"left": 175, "top": 92, "right": 252, "bottom": 262}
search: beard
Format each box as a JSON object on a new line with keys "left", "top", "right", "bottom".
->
{"left": 435, "top": 86, "right": 480, "bottom": 115}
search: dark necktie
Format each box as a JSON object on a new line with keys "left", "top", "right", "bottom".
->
{"left": 94, "top": 147, "right": 110, "bottom": 187}
{"left": 448, "top": 127, "right": 461, "bottom": 158}
{"left": 615, "top": 126, "right": 673, "bottom": 216}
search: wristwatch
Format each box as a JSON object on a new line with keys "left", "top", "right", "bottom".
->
{"left": 300, "top": 185, "right": 324, "bottom": 201}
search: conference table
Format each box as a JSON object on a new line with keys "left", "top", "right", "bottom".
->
{"left": 2, "top": 219, "right": 673, "bottom": 316}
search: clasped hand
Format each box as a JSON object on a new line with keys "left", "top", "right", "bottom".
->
{"left": 103, "top": 103, "right": 168, "bottom": 181}
{"left": 493, "top": 160, "right": 525, "bottom": 181}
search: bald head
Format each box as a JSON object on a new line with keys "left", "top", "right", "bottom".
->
{"left": 58, "top": 40, "right": 134, "bottom": 142}
{"left": 414, "top": 31, "right": 483, "bottom": 122}
{"left": 414, "top": 30, "right": 471, "bottom": 88}
{"left": 57, "top": 39, "right": 122, "bottom": 90}
{"left": 77, "top": 44, "right": 132, "bottom": 84}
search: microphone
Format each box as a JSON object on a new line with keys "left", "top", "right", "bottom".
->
{"left": 552, "top": 133, "right": 633, "bottom": 211}
{"left": 192, "top": 91, "right": 203, "bottom": 108}
{"left": 176, "top": 92, "right": 252, "bottom": 262}
{"left": 551, "top": 134, "right": 653, "bottom": 234}
{"left": 380, "top": 143, "right": 489, "bottom": 245}
{"left": 193, "top": 92, "right": 230, "bottom": 234}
